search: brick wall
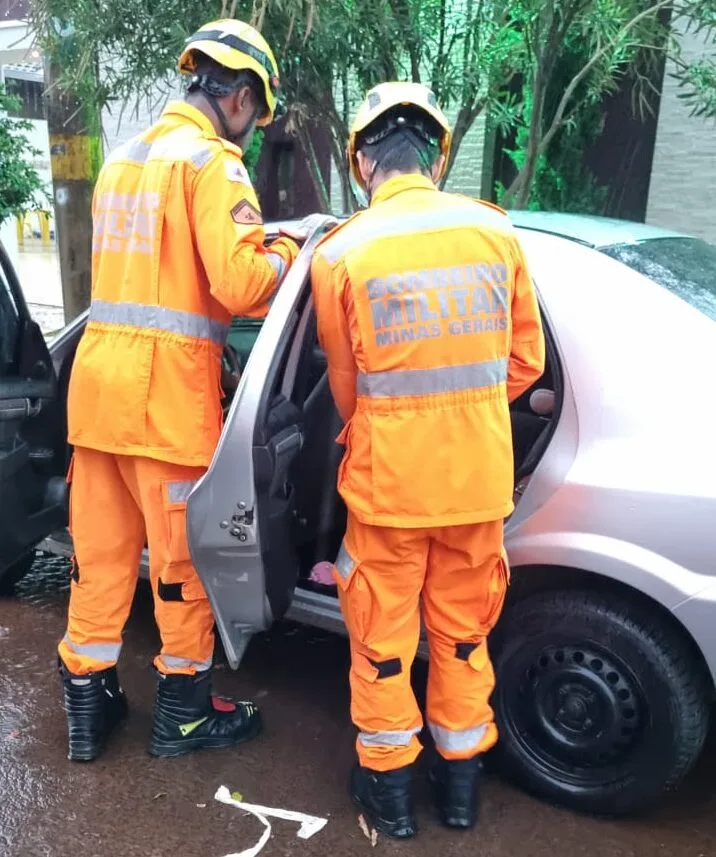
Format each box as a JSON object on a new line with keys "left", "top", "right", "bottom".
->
{"left": 442, "top": 111, "right": 486, "bottom": 198}
{"left": 646, "top": 29, "right": 716, "bottom": 242}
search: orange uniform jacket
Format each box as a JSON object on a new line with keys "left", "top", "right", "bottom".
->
{"left": 67, "top": 102, "right": 299, "bottom": 467}
{"left": 311, "top": 174, "right": 545, "bottom": 528}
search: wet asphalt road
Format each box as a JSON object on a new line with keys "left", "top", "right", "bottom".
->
{"left": 2, "top": 556, "right": 716, "bottom": 857}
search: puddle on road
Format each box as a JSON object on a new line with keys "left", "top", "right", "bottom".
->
{"left": 3, "top": 555, "right": 716, "bottom": 857}
{"left": 13, "top": 553, "right": 72, "bottom": 605}
{"left": 0, "top": 554, "right": 74, "bottom": 855}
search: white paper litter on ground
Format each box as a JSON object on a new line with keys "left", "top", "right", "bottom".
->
{"left": 215, "top": 785, "right": 328, "bottom": 857}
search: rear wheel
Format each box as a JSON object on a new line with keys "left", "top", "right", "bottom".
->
{"left": 491, "top": 588, "right": 710, "bottom": 816}
{"left": 0, "top": 551, "right": 36, "bottom": 595}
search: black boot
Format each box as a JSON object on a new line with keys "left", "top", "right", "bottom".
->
{"left": 351, "top": 764, "right": 417, "bottom": 839}
{"left": 149, "top": 669, "right": 262, "bottom": 758}
{"left": 430, "top": 755, "right": 481, "bottom": 830}
{"left": 59, "top": 659, "right": 128, "bottom": 762}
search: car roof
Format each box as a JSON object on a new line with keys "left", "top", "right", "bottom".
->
{"left": 266, "top": 210, "right": 693, "bottom": 251}
{"left": 507, "top": 210, "right": 691, "bottom": 249}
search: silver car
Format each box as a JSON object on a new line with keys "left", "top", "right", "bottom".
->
{"left": 1, "top": 212, "right": 715, "bottom": 818}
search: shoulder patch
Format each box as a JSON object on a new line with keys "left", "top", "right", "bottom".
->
{"left": 225, "top": 160, "right": 253, "bottom": 187}
{"left": 231, "top": 199, "right": 263, "bottom": 226}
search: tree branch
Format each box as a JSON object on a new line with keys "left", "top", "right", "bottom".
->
{"left": 296, "top": 122, "right": 330, "bottom": 212}
{"left": 504, "top": 0, "right": 672, "bottom": 207}
{"left": 434, "top": 0, "right": 446, "bottom": 93}
{"left": 540, "top": 0, "right": 671, "bottom": 156}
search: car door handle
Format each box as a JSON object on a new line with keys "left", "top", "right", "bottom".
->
{"left": 0, "top": 398, "right": 42, "bottom": 421}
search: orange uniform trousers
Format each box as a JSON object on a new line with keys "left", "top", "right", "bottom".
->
{"left": 335, "top": 513, "right": 508, "bottom": 772}
{"left": 57, "top": 446, "right": 214, "bottom": 676}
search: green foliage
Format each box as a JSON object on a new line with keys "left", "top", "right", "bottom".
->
{"left": 243, "top": 128, "right": 264, "bottom": 182}
{"left": 674, "top": 55, "right": 716, "bottom": 118}
{"left": 497, "top": 35, "right": 609, "bottom": 213}
{"left": 497, "top": 125, "right": 608, "bottom": 214}
{"left": 499, "top": 0, "right": 668, "bottom": 208}
{"left": 29, "top": 0, "right": 521, "bottom": 209}
{"left": 672, "top": 2, "right": 716, "bottom": 118}
{"left": 29, "top": 0, "right": 716, "bottom": 213}
{"left": 0, "top": 85, "right": 48, "bottom": 225}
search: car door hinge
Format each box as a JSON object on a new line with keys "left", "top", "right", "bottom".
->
{"left": 220, "top": 503, "right": 254, "bottom": 542}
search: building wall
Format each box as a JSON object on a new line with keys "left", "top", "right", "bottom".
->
{"left": 442, "top": 112, "right": 487, "bottom": 199}
{"left": 647, "top": 29, "right": 716, "bottom": 242}
{"left": 0, "top": 17, "right": 32, "bottom": 57}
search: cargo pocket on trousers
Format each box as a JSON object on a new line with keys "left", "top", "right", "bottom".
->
{"left": 333, "top": 540, "right": 372, "bottom": 644}
{"left": 158, "top": 479, "right": 207, "bottom": 603}
{"left": 478, "top": 551, "right": 510, "bottom": 636}
{"left": 463, "top": 640, "right": 490, "bottom": 672}
{"left": 352, "top": 651, "right": 380, "bottom": 684}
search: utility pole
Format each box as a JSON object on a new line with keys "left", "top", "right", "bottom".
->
{"left": 44, "top": 58, "right": 100, "bottom": 323}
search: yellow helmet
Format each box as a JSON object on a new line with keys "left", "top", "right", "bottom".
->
{"left": 178, "top": 19, "right": 282, "bottom": 127}
{"left": 348, "top": 82, "right": 452, "bottom": 191}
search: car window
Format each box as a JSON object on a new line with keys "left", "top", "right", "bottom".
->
{"left": 600, "top": 237, "right": 716, "bottom": 322}
{"left": 0, "top": 255, "right": 21, "bottom": 374}
{"left": 226, "top": 317, "right": 264, "bottom": 368}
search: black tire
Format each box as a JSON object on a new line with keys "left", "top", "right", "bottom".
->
{"left": 491, "top": 588, "right": 711, "bottom": 817}
{"left": 0, "top": 551, "right": 36, "bottom": 596}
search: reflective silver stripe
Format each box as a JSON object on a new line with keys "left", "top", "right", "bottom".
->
{"left": 106, "top": 137, "right": 153, "bottom": 167}
{"left": 320, "top": 204, "right": 513, "bottom": 264}
{"left": 89, "top": 300, "right": 229, "bottom": 346}
{"left": 62, "top": 634, "right": 121, "bottom": 663}
{"left": 429, "top": 722, "right": 488, "bottom": 754}
{"left": 106, "top": 134, "right": 214, "bottom": 171}
{"left": 159, "top": 654, "right": 213, "bottom": 671}
{"left": 147, "top": 132, "right": 215, "bottom": 171}
{"left": 357, "top": 358, "right": 508, "bottom": 398}
{"left": 167, "top": 479, "right": 198, "bottom": 504}
{"left": 189, "top": 147, "right": 214, "bottom": 169}
{"left": 358, "top": 727, "right": 421, "bottom": 748}
{"left": 334, "top": 542, "right": 356, "bottom": 581}
{"left": 266, "top": 252, "right": 287, "bottom": 281}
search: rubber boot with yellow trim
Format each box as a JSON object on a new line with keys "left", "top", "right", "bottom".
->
{"left": 149, "top": 669, "right": 262, "bottom": 758}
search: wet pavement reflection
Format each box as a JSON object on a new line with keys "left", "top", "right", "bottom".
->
{"left": 1, "top": 555, "right": 715, "bottom": 857}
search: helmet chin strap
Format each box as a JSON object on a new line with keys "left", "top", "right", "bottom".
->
{"left": 189, "top": 75, "right": 256, "bottom": 148}
{"left": 205, "top": 91, "right": 255, "bottom": 147}
{"left": 364, "top": 161, "right": 379, "bottom": 203}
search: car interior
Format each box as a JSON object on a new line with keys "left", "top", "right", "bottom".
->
{"left": 223, "top": 290, "right": 561, "bottom": 600}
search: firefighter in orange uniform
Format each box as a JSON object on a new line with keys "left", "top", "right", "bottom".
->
{"left": 57, "top": 19, "right": 306, "bottom": 762}
{"left": 311, "top": 82, "right": 545, "bottom": 837}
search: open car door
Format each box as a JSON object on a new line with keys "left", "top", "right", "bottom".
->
{"left": 187, "top": 218, "right": 336, "bottom": 668}
{"left": 0, "top": 243, "right": 68, "bottom": 586}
